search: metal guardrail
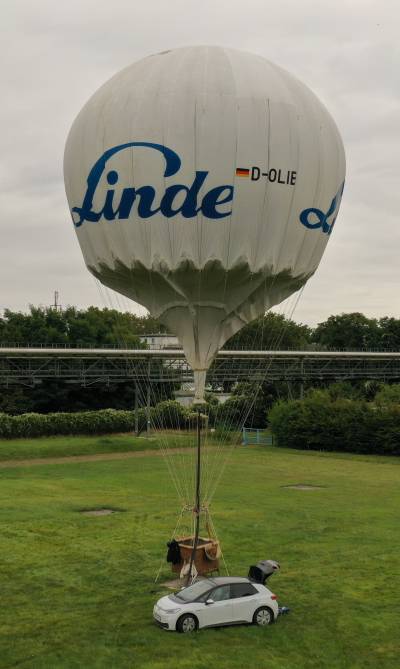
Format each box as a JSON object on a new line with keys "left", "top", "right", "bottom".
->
{"left": 242, "top": 428, "right": 274, "bottom": 446}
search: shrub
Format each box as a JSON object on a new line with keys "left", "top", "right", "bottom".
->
{"left": 268, "top": 396, "right": 400, "bottom": 456}
{"left": 214, "top": 392, "right": 268, "bottom": 429}
{"left": 374, "top": 384, "right": 400, "bottom": 407}
{"left": 0, "top": 413, "right": 15, "bottom": 438}
{"left": 151, "top": 400, "right": 189, "bottom": 429}
{"left": 215, "top": 396, "right": 247, "bottom": 428}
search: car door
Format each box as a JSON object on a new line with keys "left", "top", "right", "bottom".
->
{"left": 196, "top": 584, "right": 233, "bottom": 627}
{"left": 230, "top": 582, "right": 260, "bottom": 622}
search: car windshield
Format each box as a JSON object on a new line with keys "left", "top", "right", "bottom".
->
{"left": 173, "top": 580, "right": 213, "bottom": 602}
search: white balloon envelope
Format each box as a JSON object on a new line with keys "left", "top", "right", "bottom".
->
{"left": 64, "top": 46, "right": 345, "bottom": 401}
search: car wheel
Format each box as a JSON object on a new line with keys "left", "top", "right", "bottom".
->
{"left": 176, "top": 613, "right": 198, "bottom": 633}
{"left": 253, "top": 606, "right": 274, "bottom": 627}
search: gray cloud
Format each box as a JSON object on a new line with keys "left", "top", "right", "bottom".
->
{"left": 0, "top": 0, "right": 399, "bottom": 325}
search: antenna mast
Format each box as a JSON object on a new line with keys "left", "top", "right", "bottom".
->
{"left": 52, "top": 291, "right": 62, "bottom": 311}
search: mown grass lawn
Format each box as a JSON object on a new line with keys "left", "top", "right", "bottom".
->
{"left": 0, "top": 441, "right": 399, "bottom": 668}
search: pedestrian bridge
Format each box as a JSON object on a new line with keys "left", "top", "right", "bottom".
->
{"left": 0, "top": 347, "right": 399, "bottom": 386}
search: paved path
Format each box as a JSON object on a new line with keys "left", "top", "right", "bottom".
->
{"left": 0, "top": 447, "right": 198, "bottom": 470}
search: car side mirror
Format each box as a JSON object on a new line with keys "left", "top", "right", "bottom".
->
{"left": 205, "top": 598, "right": 214, "bottom": 605}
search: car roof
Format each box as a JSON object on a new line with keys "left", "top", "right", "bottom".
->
{"left": 201, "top": 576, "right": 251, "bottom": 587}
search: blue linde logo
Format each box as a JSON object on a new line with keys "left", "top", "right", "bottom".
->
{"left": 70, "top": 142, "right": 234, "bottom": 227}
{"left": 299, "top": 183, "right": 344, "bottom": 235}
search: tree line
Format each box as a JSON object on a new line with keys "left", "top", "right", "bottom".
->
{"left": 2, "top": 306, "right": 400, "bottom": 350}
{"left": 225, "top": 311, "right": 400, "bottom": 351}
{"left": 0, "top": 306, "right": 167, "bottom": 348}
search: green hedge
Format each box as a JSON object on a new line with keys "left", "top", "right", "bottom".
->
{"left": 0, "top": 408, "right": 146, "bottom": 439}
{"left": 0, "top": 401, "right": 211, "bottom": 439}
{"left": 268, "top": 394, "right": 400, "bottom": 456}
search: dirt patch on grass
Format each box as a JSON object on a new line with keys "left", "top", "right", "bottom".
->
{"left": 80, "top": 508, "right": 124, "bottom": 516}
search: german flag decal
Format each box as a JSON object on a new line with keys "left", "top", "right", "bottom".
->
{"left": 236, "top": 167, "right": 250, "bottom": 177}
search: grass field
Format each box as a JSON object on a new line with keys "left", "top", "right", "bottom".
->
{"left": 0, "top": 432, "right": 196, "bottom": 462}
{"left": 0, "top": 438, "right": 399, "bottom": 668}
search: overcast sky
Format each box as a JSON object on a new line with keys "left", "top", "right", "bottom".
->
{"left": 1, "top": 0, "right": 399, "bottom": 326}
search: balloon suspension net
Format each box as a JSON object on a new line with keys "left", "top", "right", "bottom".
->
{"left": 94, "top": 279, "right": 304, "bottom": 585}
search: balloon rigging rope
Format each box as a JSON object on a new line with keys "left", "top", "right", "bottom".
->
{"left": 95, "top": 280, "right": 191, "bottom": 505}
{"left": 201, "top": 286, "right": 303, "bottom": 506}
{"left": 94, "top": 274, "right": 305, "bottom": 562}
{"left": 130, "top": 357, "right": 187, "bottom": 504}
{"left": 154, "top": 505, "right": 185, "bottom": 583}
{"left": 126, "top": 351, "right": 186, "bottom": 504}
{"left": 201, "top": 264, "right": 285, "bottom": 499}
{"left": 205, "top": 288, "right": 305, "bottom": 506}
{"left": 94, "top": 277, "right": 305, "bottom": 587}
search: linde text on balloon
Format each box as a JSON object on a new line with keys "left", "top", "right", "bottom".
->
{"left": 69, "top": 140, "right": 342, "bottom": 236}
{"left": 70, "top": 141, "right": 234, "bottom": 227}
{"left": 299, "top": 183, "right": 344, "bottom": 236}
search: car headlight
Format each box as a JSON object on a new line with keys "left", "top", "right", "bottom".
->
{"left": 164, "top": 608, "right": 182, "bottom": 614}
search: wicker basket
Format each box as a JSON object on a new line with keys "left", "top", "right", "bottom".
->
{"left": 171, "top": 536, "right": 220, "bottom": 575}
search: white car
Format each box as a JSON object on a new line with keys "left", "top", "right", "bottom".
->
{"left": 153, "top": 576, "right": 279, "bottom": 633}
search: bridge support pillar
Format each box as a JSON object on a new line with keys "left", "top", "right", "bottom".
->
{"left": 134, "top": 381, "right": 139, "bottom": 436}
